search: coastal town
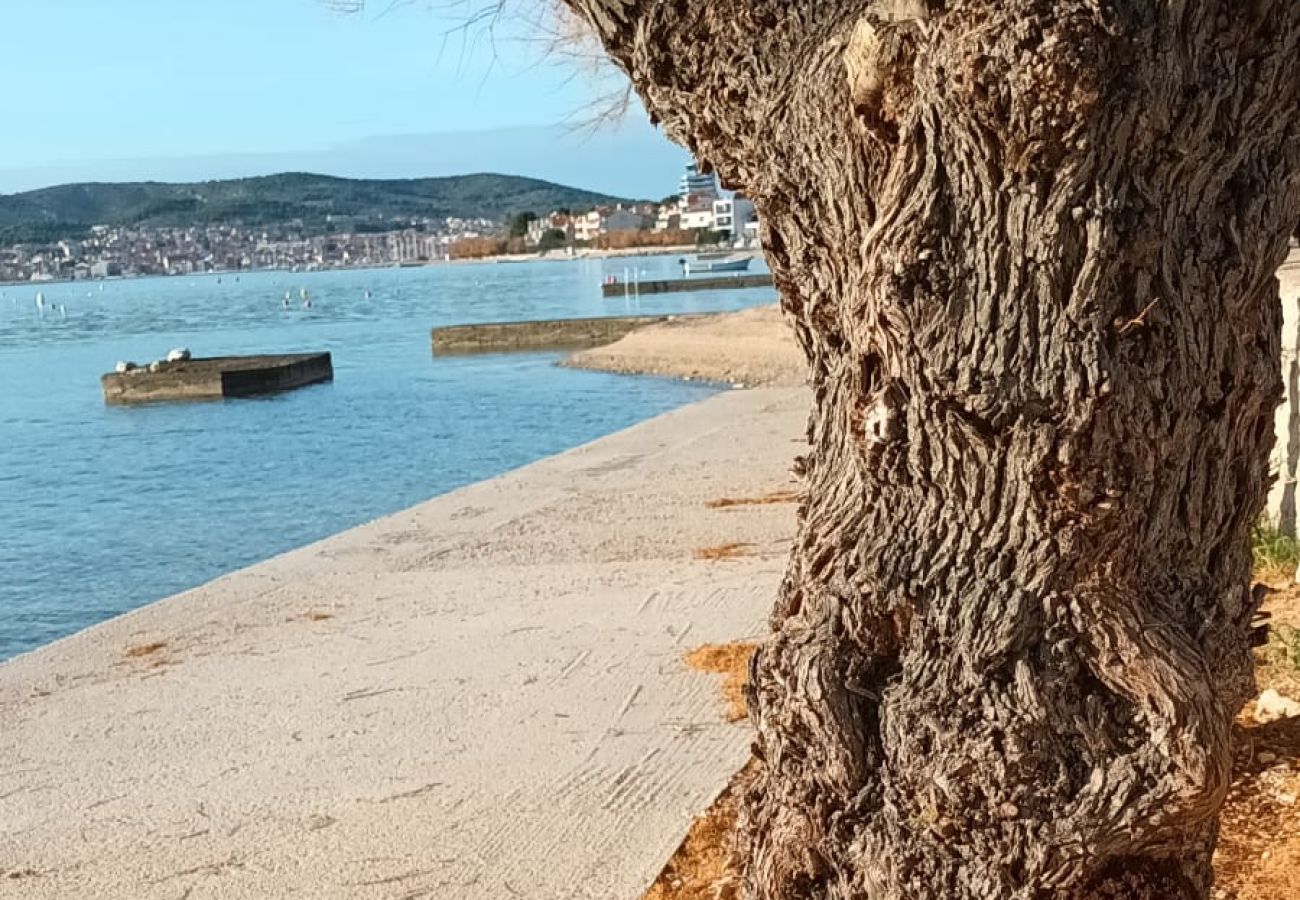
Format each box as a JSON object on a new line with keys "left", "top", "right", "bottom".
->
{"left": 0, "top": 165, "right": 758, "bottom": 283}
{"left": 528, "top": 165, "right": 757, "bottom": 250}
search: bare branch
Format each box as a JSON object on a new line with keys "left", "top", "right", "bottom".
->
{"left": 319, "top": 0, "right": 635, "bottom": 129}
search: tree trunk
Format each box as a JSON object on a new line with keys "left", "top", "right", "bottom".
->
{"left": 564, "top": 1, "right": 1300, "bottom": 896}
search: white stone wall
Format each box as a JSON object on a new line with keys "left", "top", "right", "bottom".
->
{"left": 1267, "top": 251, "right": 1300, "bottom": 535}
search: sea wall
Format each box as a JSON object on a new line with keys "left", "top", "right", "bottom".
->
{"left": 600, "top": 273, "right": 773, "bottom": 298}
{"left": 430, "top": 314, "right": 700, "bottom": 355}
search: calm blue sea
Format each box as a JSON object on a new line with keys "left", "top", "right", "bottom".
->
{"left": 0, "top": 254, "right": 773, "bottom": 661}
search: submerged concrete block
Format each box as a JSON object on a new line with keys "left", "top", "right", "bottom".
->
{"left": 101, "top": 353, "right": 333, "bottom": 405}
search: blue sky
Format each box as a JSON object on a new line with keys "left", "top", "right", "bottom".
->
{"left": 0, "top": 0, "right": 686, "bottom": 197}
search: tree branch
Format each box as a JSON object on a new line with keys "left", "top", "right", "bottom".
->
{"left": 559, "top": 0, "right": 874, "bottom": 197}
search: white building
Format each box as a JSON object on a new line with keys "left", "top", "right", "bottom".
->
{"left": 712, "top": 197, "right": 757, "bottom": 244}
{"left": 573, "top": 207, "right": 649, "bottom": 242}
{"left": 655, "top": 201, "right": 682, "bottom": 232}
{"left": 526, "top": 217, "right": 549, "bottom": 246}
{"left": 679, "top": 205, "right": 717, "bottom": 231}
{"left": 573, "top": 210, "right": 604, "bottom": 242}
{"left": 527, "top": 212, "right": 577, "bottom": 246}
{"left": 680, "top": 163, "right": 720, "bottom": 204}
{"left": 388, "top": 230, "right": 440, "bottom": 263}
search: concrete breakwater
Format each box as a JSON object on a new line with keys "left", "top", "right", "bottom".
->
{"left": 101, "top": 353, "right": 333, "bottom": 405}
{"left": 600, "top": 273, "right": 774, "bottom": 298}
{"left": 430, "top": 314, "right": 703, "bottom": 355}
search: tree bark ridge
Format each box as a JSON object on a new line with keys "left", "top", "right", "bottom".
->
{"left": 564, "top": 2, "right": 1300, "bottom": 897}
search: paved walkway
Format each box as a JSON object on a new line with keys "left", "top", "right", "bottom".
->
{"left": 0, "top": 387, "right": 805, "bottom": 900}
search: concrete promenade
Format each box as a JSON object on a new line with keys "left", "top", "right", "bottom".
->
{"left": 0, "top": 387, "right": 806, "bottom": 900}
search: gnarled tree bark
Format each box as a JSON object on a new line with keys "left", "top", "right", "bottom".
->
{"left": 563, "top": 1, "right": 1300, "bottom": 897}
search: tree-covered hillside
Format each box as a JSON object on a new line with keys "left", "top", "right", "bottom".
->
{"left": 0, "top": 173, "right": 627, "bottom": 242}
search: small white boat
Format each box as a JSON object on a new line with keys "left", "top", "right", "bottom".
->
{"left": 681, "top": 256, "right": 752, "bottom": 276}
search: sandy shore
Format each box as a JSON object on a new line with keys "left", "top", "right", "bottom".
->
{"left": 567, "top": 304, "right": 806, "bottom": 387}
{"left": 0, "top": 387, "right": 807, "bottom": 900}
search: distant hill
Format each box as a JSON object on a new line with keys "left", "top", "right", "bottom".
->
{"left": 0, "top": 173, "right": 629, "bottom": 243}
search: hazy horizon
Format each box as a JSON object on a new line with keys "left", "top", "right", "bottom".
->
{"left": 0, "top": 120, "right": 688, "bottom": 199}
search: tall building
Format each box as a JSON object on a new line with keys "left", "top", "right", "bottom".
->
{"left": 680, "top": 163, "right": 720, "bottom": 205}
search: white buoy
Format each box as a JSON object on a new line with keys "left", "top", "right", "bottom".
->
{"left": 35, "top": 292, "right": 44, "bottom": 309}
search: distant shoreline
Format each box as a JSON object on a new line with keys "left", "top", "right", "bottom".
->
{"left": 448, "top": 244, "right": 750, "bottom": 265}
{"left": 0, "top": 244, "right": 753, "bottom": 289}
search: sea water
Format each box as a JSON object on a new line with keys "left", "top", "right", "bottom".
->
{"left": 0, "top": 254, "right": 774, "bottom": 661}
